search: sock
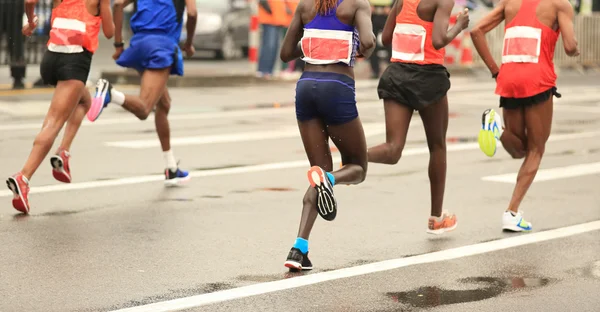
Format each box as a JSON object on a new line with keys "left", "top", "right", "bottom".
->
{"left": 325, "top": 172, "right": 335, "bottom": 186}
{"left": 164, "top": 150, "right": 177, "bottom": 171}
{"left": 111, "top": 89, "right": 125, "bottom": 106}
{"left": 22, "top": 175, "right": 29, "bottom": 184}
{"left": 293, "top": 237, "right": 309, "bottom": 254}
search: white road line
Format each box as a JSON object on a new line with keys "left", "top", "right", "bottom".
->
{"left": 109, "top": 220, "right": 600, "bottom": 312}
{"left": 0, "top": 102, "right": 384, "bottom": 132}
{"left": 0, "top": 130, "right": 597, "bottom": 198}
{"left": 103, "top": 122, "right": 403, "bottom": 149}
{"left": 482, "top": 162, "right": 600, "bottom": 183}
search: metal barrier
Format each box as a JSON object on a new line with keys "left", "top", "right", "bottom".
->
{"left": 469, "top": 14, "right": 600, "bottom": 68}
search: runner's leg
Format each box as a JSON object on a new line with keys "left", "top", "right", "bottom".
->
{"left": 367, "top": 99, "right": 413, "bottom": 164}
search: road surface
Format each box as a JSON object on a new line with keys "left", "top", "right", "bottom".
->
{"left": 0, "top": 75, "right": 599, "bottom": 312}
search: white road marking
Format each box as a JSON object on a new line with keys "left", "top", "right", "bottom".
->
{"left": 0, "top": 130, "right": 597, "bottom": 198}
{"left": 103, "top": 122, "right": 408, "bottom": 148}
{"left": 482, "top": 162, "right": 600, "bottom": 183}
{"left": 109, "top": 220, "right": 600, "bottom": 312}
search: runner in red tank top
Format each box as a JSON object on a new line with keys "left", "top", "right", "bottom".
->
{"left": 471, "top": 0, "right": 579, "bottom": 232}
{"left": 6, "top": 0, "right": 114, "bottom": 214}
{"left": 367, "top": 0, "right": 469, "bottom": 234}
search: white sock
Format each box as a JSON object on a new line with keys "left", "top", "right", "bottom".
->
{"left": 111, "top": 89, "right": 125, "bottom": 106}
{"left": 164, "top": 150, "right": 177, "bottom": 171}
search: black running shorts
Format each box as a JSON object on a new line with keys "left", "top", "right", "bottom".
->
{"left": 40, "top": 49, "right": 93, "bottom": 86}
{"left": 377, "top": 62, "right": 451, "bottom": 111}
{"left": 499, "top": 87, "right": 561, "bottom": 110}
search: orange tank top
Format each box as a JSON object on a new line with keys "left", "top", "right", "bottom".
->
{"left": 47, "top": 0, "right": 101, "bottom": 54}
{"left": 390, "top": 0, "right": 444, "bottom": 65}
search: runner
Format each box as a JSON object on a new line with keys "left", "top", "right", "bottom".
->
{"left": 88, "top": 0, "right": 197, "bottom": 186}
{"left": 6, "top": 0, "right": 114, "bottom": 213}
{"left": 367, "top": 0, "right": 469, "bottom": 234}
{"left": 280, "top": 0, "right": 375, "bottom": 271}
{"left": 471, "top": 0, "right": 579, "bottom": 231}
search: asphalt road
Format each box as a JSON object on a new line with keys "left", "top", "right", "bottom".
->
{"left": 0, "top": 74, "right": 599, "bottom": 312}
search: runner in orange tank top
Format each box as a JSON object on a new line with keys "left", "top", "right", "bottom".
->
{"left": 367, "top": 0, "right": 469, "bottom": 234}
{"left": 5, "top": 0, "right": 114, "bottom": 214}
{"left": 471, "top": 0, "right": 579, "bottom": 232}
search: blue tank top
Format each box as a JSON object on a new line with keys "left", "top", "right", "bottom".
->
{"left": 302, "top": 0, "right": 359, "bottom": 67}
{"left": 130, "top": 0, "right": 185, "bottom": 42}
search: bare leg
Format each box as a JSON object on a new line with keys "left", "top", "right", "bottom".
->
{"left": 418, "top": 96, "right": 449, "bottom": 218}
{"left": 21, "top": 80, "right": 85, "bottom": 180}
{"left": 121, "top": 68, "right": 170, "bottom": 120}
{"left": 500, "top": 106, "right": 527, "bottom": 159}
{"left": 58, "top": 88, "right": 91, "bottom": 152}
{"left": 367, "top": 99, "right": 413, "bottom": 164}
{"left": 296, "top": 117, "right": 368, "bottom": 239}
{"left": 155, "top": 88, "right": 171, "bottom": 152}
{"left": 507, "top": 98, "right": 553, "bottom": 213}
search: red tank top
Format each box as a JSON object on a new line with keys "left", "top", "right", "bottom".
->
{"left": 495, "top": 0, "right": 559, "bottom": 98}
{"left": 47, "top": 0, "right": 101, "bottom": 54}
{"left": 390, "top": 0, "right": 444, "bottom": 65}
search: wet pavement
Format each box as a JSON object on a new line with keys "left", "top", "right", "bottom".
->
{"left": 0, "top": 75, "right": 599, "bottom": 312}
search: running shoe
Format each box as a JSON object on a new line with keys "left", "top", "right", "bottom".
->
{"left": 88, "top": 79, "right": 112, "bottom": 122}
{"left": 284, "top": 247, "right": 313, "bottom": 271}
{"left": 164, "top": 167, "right": 191, "bottom": 186}
{"left": 307, "top": 166, "right": 337, "bottom": 221}
{"left": 427, "top": 211, "right": 458, "bottom": 234}
{"left": 6, "top": 173, "right": 30, "bottom": 213}
{"left": 50, "top": 149, "right": 71, "bottom": 183}
{"left": 502, "top": 211, "right": 532, "bottom": 232}
{"left": 478, "top": 108, "right": 503, "bottom": 157}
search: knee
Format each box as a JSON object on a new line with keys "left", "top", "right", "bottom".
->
{"left": 302, "top": 187, "right": 317, "bottom": 207}
{"left": 383, "top": 143, "right": 404, "bottom": 165}
{"left": 157, "top": 98, "right": 171, "bottom": 114}
{"left": 427, "top": 139, "right": 446, "bottom": 154}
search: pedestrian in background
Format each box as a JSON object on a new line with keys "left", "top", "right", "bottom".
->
{"left": 257, "top": 0, "right": 294, "bottom": 79}
{"left": 369, "top": 0, "right": 394, "bottom": 79}
{"left": 280, "top": 0, "right": 301, "bottom": 80}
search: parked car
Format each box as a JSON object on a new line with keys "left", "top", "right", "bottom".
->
{"left": 181, "top": 0, "right": 250, "bottom": 60}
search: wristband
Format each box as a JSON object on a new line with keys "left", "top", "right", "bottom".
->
{"left": 492, "top": 72, "right": 499, "bottom": 79}
{"left": 113, "top": 42, "right": 124, "bottom": 48}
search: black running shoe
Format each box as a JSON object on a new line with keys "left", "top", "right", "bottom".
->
{"left": 307, "top": 166, "right": 337, "bottom": 221}
{"left": 284, "top": 248, "right": 313, "bottom": 271}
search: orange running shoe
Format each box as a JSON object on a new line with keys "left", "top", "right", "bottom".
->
{"left": 427, "top": 211, "right": 457, "bottom": 234}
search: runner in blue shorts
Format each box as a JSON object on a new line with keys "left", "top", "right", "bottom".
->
{"left": 88, "top": 0, "right": 197, "bottom": 186}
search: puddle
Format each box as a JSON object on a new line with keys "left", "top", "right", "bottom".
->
{"left": 387, "top": 277, "right": 551, "bottom": 308}
{"left": 112, "top": 282, "right": 236, "bottom": 311}
{"left": 236, "top": 271, "right": 306, "bottom": 283}
{"left": 569, "top": 260, "right": 600, "bottom": 280}
{"left": 159, "top": 198, "right": 194, "bottom": 202}
{"left": 257, "top": 187, "right": 296, "bottom": 192}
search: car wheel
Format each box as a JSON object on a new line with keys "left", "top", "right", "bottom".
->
{"left": 215, "top": 32, "right": 239, "bottom": 60}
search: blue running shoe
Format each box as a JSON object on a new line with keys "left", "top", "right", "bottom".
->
{"left": 88, "top": 79, "right": 112, "bottom": 122}
{"left": 165, "top": 167, "right": 191, "bottom": 186}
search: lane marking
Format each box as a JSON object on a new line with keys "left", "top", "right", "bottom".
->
{"left": 0, "top": 101, "right": 383, "bottom": 132}
{"left": 103, "top": 122, "right": 406, "bottom": 148}
{"left": 0, "top": 130, "right": 597, "bottom": 198}
{"left": 109, "top": 220, "right": 600, "bottom": 312}
{"left": 482, "top": 162, "right": 600, "bottom": 183}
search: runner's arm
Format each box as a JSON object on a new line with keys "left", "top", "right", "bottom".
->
{"left": 381, "top": 0, "right": 401, "bottom": 46}
{"left": 557, "top": 0, "right": 578, "bottom": 56}
{"left": 100, "top": 0, "right": 114, "bottom": 39}
{"left": 280, "top": 0, "right": 304, "bottom": 62}
{"left": 470, "top": 0, "right": 506, "bottom": 76}
{"left": 184, "top": 0, "right": 198, "bottom": 48}
{"left": 355, "top": 0, "right": 376, "bottom": 58}
{"left": 25, "top": 0, "right": 37, "bottom": 24}
{"left": 432, "top": 0, "right": 461, "bottom": 50}
{"left": 112, "top": 0, "right": 133, "bottom": 45}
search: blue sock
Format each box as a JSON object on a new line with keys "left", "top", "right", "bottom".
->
{"left": 325, "top": 172, "right": 335, "bottom": 186}
{"left": 293, "top": 237, "right": 309, "bottom": 254}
